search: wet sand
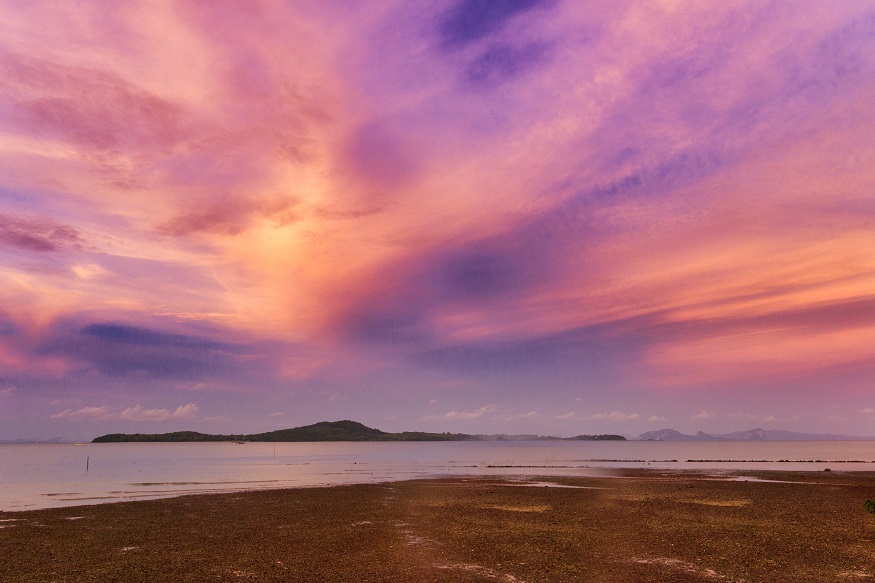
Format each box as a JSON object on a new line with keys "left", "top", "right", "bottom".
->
{"left": 2, "top": 470, "right": 875, "bottom": 582}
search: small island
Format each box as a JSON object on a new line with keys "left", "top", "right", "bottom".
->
{"left": 92, "top": 420, "right": 626, "bottom": 443}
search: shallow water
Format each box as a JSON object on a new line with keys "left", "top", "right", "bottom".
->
{"left": 2, "top": 440, "right": 874, "bottom": 511}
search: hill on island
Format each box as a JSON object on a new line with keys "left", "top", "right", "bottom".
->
{"left": 92, "top": 420, "right": 626, "bottom": 443}
{"left": 92, "top": 420, "right": 478, "bottom": 443}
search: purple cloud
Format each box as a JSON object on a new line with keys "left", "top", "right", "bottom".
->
{"left": 34, "top": 322, "right": 241, "bottom": 381}
{"left": 412, "top": 317, "right": 650, "bottom": 379}
{"left": 342, "top": 120, "right": 421, "bottom": 191}
{"left": 464, "top": 41, "right": 551, "bottom": 85}
{"left": 438, "top": 0, "right": 553, "bottom": 49}
{"left": 0, "top": 212, "right": 82, "bottom": 252}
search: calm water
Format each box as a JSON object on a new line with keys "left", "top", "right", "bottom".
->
{"left": 2, "top": 440, "right": 874, "bottom": 511}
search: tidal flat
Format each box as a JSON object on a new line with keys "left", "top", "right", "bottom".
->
{"left": 2, "top": 470, "right": 874, "bottom": 582}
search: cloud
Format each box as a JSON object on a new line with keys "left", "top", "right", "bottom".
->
{"left": 437, "top": 0, "right": 552, "bottom": 50}
{"left": 412, "top": 314, "right": 651, "bottom": 377}
{"left": 586, "top": 411, "right": 640, "bottom": 421}
{"left": 37, "top": 321, "right": 242, "bottom": 381}
{"left": 157, "top": 211, "right": 247, "bottom": 238}
{"left": 175, "top": 382, "right": 212, "bottom": 391}
{"left": 648, "top": 415, "right": 667, "bottom": 422}
{"left": 51, "top": 406, "right": 114, "bottom": 420}
{"left": 341, "top": 120, "right": 420, "bottom": 191}
{"left": 51, "top": 403, "right": 202, "bottom": 423}
{"left": 863, "top": 408, "right": 874, "bottom": 415}
{"left": 693, "top": 410, "right": 713, "bottom": 420}
{"left": 423, "top": 405, "right": 496, "bottom": 421}
{"left": 465, "top": 41, "right": 551, "bottom": 86}
{"left": 0, "top": 212, "right": 82, "bottom": 252}
{"left": 156, "top": 197, "right": 299, "bottom": 237}
{"left": 328, "top": 231, "right": 553, "bottom": 346}
{"left": 555, "top": 411, "right": 576, "bottom": 420}
{"left": 119, "top": 403, "right": 200, "bottom": 422}
{"left": 80, "top": 323, "right": 225, "bottom": 350}
{"left": 0, "top": 49, "right": 185, "bottom": 153}
{"left": 496, "top": 411, "right": 541, "bottom": 422}
{"left": 726, "top": 413, "right": 780, "bottom": 423}
{"left": 71, "top": 263, "right": 108, "bottom": 280}
{"left": 433, "top": 0, "right": 558, "bottom": 88}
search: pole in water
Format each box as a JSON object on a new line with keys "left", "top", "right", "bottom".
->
{"left": 86, "top": 456, "right": 89, "bottom": 472}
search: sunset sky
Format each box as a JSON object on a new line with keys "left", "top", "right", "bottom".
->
{"left": 1, "top": 0, "right": 874, "bottom": 440}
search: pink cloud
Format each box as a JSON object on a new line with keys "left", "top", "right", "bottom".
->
{"left": 119, "top": 403, "right": 200, "bottom": 422}
{"left": 496, "top": 411, "right": 542, "bottom": 422}
{"left": 0, "top": 212, "right": 82, "bottom": 252}
{"left": 586, "top": 412, "right": 640, "bottom": 422}
{"left": 423, "top": 405, "right": 496, "bottom": 422}
{"left": 51, "top": 406, "right": 114, "bottom": 420}
{"left": 51, "top": 403, "right": 200, "bottom": 423}
{"left": 0, "top": 50, "right": 185, "bottom": 153}
{"left": 726, "top": 413, "right": 780, "bottom": 423}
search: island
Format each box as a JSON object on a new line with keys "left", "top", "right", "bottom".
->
{"left": 92, "top": 420, "right": 626, "bottom": 442}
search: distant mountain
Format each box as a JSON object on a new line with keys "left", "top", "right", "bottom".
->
{"left": 718, "top": 428, "right": 767, "bottom": 441}
{"left": 638, "top": 427, "right": 871, "bottom": 441}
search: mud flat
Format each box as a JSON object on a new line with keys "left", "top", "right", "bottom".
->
{"left": 2, "top": 470, "right": 875, "bottom": 582}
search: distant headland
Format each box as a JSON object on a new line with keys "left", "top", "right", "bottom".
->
{"left": 638, "top": 427, "right": 874, "bottom": 441}
{"left": 92, "top": 420, "right": 627, "bottom": 443}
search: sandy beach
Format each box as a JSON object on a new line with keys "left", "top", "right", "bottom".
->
{"left": 2, "top": 470, "right": 874, "bottom": 582}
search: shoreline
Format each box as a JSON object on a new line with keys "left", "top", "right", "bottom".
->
{"left": 8, "top": 465, "right": 875, "bottom": 514}
{"left": 3, "top": 469, "right": 875, "bottom": 581}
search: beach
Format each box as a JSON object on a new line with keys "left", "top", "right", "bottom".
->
{"left": 2, "top": 470, "right": 874, "bottom": 582}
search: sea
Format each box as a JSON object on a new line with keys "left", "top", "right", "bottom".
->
{"left": 2, "top": 440, "right": 874, "bottom": 512}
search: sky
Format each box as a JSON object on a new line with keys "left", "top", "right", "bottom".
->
{"left": 1, "top": 0, "right": 874, "bottom": 441}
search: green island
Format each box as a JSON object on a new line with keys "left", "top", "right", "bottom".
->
{"left": 92, "top": 420, "right": 626, "bottom": 443}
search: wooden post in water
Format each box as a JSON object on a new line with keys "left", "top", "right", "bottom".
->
{"left": 86, "top": 456, "right": 89, "bottom": 472}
